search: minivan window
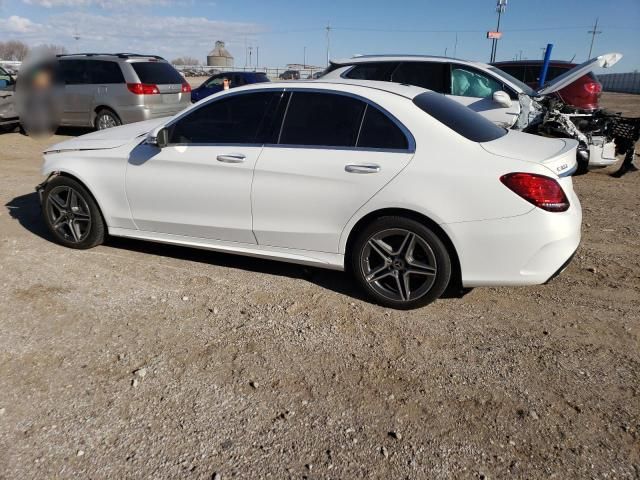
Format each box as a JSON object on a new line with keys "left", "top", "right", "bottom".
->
{"left": 60, "top": 60, "right": 89, "bottom": 85}
{"left": 168, "top": 91, "right": 283, "bottom": 144}
{"left": 87, "top": 60, "right": 124, "bottom": 84}
{"left": 391, "top": 62, "right": 447, "bottom": 92}
{"left": 413, "top": 91, "right": 507, "bottom": 142}
{"left": 131, "top": 61, "right": 184, "bottom": 84}
{"left": 357, "top": 105, "right": 408, "bottom": 150}
{"left": 344, "top": 62, "right": 399, "bottom": 81}
{"left": 279, "top": 92, "right": 366, "bottom": 147}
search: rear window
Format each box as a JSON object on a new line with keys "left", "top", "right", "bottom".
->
{"left": 413, "top": 91, "right": 506, "bottom": 142}
{"left": 131, "top": 61, "right": 183, "bottom": 84}
{"left": 255, "top": 73, "right": 269, "bottom": 82}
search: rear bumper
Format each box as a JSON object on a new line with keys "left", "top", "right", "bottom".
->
{"left": 117, "top": 103, "right": 190, "bottom": 124}
{"left": 444, "top": 195, "right": 581, "bottom": 287}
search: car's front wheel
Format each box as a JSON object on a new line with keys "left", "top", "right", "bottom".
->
{"left": 42, "top": 176, "right": 105, "bottom": 249}
{"left": 350, "top": 216, "right": 451, "bottom": 309}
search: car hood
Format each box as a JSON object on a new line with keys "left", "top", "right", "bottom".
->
{"left": 43, "top": 117, "right": 171, "bottom": 153}
{"left": 536, "top": 52, "right": 622, "bottom": 95}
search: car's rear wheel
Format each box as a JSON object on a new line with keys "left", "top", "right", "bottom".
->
{"left": 42, "top": 176, "right": 105, "bottom": 249}
{"left": 95, "top": 109, "right": 121, "bottom": 130}
{"left": 350, "top": 216, "right": 451, "bottom": 309}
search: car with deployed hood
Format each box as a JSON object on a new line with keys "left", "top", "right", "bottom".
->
{"left": 321, "top": 53, "right": 627, "bottom": 171}
{"left": 36, "top": 80, "right": 581, "bottom": 309}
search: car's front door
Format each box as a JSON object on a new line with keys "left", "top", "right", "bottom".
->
{"left": 252, "top": 90, "right": 415, "bottom": 253}
{"left": 125, "top": 90, "right": 285, "bottom": 243}
{"left": 446, "top": 64, "right": 520, "bottom": 128}
{"left": 0, "top": 68, "right": 16, "bottom": 123}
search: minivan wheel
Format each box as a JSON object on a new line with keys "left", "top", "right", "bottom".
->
{"left": 95, "top": 109, "right": 121, "bottom": 130}
{"left": 42, "top": 176, "right": 105, "bottom": 249}
{"left": 350, "top": 217, "right": 451, "bottom": 309}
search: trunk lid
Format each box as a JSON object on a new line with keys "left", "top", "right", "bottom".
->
{"left": 480, "top": 130, "right": 578, "bottom": 177}
{"left": 536, "top": 52, "right": 622, "bottom": 95}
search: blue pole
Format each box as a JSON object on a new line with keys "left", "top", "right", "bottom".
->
{"left": 539, "top": 43, "right": 553, "bottom": 89}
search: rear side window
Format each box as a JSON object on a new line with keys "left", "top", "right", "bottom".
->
{"left": 60, "top": 60, "right": 89, "bottom": 85}
{"left": 344, "top": 62, "right": 399, "bottom": 81}
{"left": 451, "top": 66, "right": 503, "bottom": 98}
{"left": 88, "top": 60, "right": 124, "bottom": 84}
{"left": 413, "top": 91, "right": 506, "bottom": 142}
{"left": 357, "top": 105, "right": 408, "bottom": 150}
{"left": 279, "top": 92, "right": 366, "bottom": 147}
{"left": 168, "top": 91, "right": 283, "bottom": 144}
{"left": 391, "top": 62, "right": 447, "bottom": 92}
{"left": 131, "top": 61, "right": 183, "bottom": 84}
{"left": 254, "top": 73, "right": 270, "bottom": 83}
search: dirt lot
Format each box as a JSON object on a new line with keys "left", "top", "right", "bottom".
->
{"left": 0, "top": 93, "right": 638, "bottom": 479}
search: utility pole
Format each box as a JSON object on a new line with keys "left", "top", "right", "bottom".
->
{"left": 256, "top": 46, "right": 259, "bottom": 69}
{"left": 326, "top": 21, "right": 331, "bottom": 67}
{"left": 587, "top": 17, "right": 602, "bottom": 59}
{"left": 490, "top": 0, "right": 507, "bottom": 63}
{"left": 248, "top": 46, "right": 253, "bottom": 69}
{"left": 540, "top": 47, "right": 546, "bottom": 59}
{"left": 303, "top": 46, "right": 307, "bottom": 68}
{"left": 453, "top": 32, "right": 458, "bottom": 58}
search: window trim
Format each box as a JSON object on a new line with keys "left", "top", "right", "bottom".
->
{"left": 164, "top": 87, "right": 416, "bottom": 153}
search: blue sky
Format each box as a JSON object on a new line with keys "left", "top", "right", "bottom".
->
{"left": 1, "top": 0, "right": 638, "bottom": 72}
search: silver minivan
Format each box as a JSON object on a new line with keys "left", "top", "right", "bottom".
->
{"left": 54, "top": 53, "right": 191, "bottom": 130}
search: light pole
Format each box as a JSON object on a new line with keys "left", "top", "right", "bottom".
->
{"left": 303, "top": 46, "right": 307, "bottom": 69}
{"left": 326, "top": 21, "right": 331, "bottom": 67}
{"left": 490, "top": 0, "right": 507, "bottom": 63}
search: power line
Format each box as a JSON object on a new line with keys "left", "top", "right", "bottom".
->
{"left": 587, "top": 17, "right": 602, "bottom": 59}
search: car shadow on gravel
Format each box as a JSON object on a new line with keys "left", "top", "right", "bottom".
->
{"left": 6, "top": 191, "right": 469, "bottom": 303}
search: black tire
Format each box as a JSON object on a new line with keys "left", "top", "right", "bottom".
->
{"left": 95, "top": 108, "right": 121, "bottom": 130}
{"left": 42, "top": 176, "right": 105, "bottom": 249}
{"left": 350, "top": 216, "right": 451, "bottom": 309}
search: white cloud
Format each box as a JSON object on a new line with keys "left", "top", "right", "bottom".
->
{"left": 1, "top": 12, "right": 263, "bottom": 64}
{"left": 22, "top": 0, "right": 173, "bottom": 8}
{"left": 0, "top": 15, "right": 42, "bottom": 33}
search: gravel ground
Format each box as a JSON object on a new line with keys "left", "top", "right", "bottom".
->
{"left": 0, "top": 93, "right": 638, "bottom": 479}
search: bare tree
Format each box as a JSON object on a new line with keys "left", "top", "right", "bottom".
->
{"left": 38, "top": 44, "right": 69, "bottom": 56}
{"left": 0, "top": 40, "right": 30, "bottom": 61}
{"left": 172, "top": 56, "right": 200, "bottom": 66}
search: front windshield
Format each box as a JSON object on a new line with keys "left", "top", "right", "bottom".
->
{"left": 488, "top": 66, "right": 537, "bottom": 96}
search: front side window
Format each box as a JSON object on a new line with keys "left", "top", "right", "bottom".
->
{"left": 279, "top": 92, "right": 366, "bottom": 147}
{"left": 391, "top": 62, "right": 447, "bottom": 92}
{"left": 168, "top": 91, "right": 284, "bottom": 144}
{"left": 450, "top": 66, "right": 503, "bottom": 98}
{"left": 204, "top": 75, "right": 224, "bottom": 88}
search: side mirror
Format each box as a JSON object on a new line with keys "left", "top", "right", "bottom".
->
{"left": 492, "top": 90, "right": 512, "bottom": 108}
{"left": 147, "top": 126, "right": 169, "bottom": 148}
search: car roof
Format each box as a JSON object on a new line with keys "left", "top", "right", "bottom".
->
{"left": 493, "top": 60, "right": 576, "bottom": 67}
{"left": 235, "top": 79, "right": 428, "bottom": 100}
{"left": 331, "top": 54, "right": 488, "bottom": 69}
{"left": 56, "top": 53, "right": 166, "bottom": 61}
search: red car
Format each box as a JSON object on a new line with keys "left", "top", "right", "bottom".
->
{"left": 492, "top": 60, "right": 602, "bottom": 110}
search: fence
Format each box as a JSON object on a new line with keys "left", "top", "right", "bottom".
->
{"left": 173, "top": 65, "right": 326, "bottom": 81}
{"left": 598, "top": 72, "right": 640, "bottom": 94}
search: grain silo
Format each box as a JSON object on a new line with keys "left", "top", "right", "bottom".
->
{"left": 206, "top": 41, "right": 234, "bottom": 67}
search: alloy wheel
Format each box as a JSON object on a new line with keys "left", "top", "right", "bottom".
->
{"left": 96, "top": 113, "right": 118, "bottom": 130}
{"left": 45, "top": 186, "right": 92, "bottom": 243}
{"left": 360, "top": 228, "right": 437, "bottom": 302}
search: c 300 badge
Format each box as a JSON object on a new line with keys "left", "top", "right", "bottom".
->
{"left": 557, "top": 164, "right": 568, "bottom": 172}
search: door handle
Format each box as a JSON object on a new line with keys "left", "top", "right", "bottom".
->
{"left": 217, "top": 153, "right": 246, "bottom": 163}
{"left": 345, "top": 164, "right": 381, "bottom": 174}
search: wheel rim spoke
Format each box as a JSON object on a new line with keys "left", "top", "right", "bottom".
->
{"left": 361, "top": 227, "right": 438, "bottom": 303}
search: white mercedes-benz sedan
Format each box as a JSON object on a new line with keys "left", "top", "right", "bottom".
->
{"left": 36, "top": 80, "right": 582, "bottom": 309}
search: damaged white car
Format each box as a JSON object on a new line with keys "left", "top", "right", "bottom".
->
{"left": 321, "top": 53, "right": 638, "bottom": 172}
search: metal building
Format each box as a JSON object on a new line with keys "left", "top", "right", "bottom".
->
{"left": 206, "top": 41, "right": 234, "bottom": 67}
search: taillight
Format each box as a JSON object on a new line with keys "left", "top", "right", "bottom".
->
{"left": 181, "top": 82, "right": 191, "bottom": 93}
{"left": 126, "top": 83, "right": 160, "bottom": 95}
{"left": 500, "top": 173, "right": 569, "bottom": 212}
{"left": 583, "top": 82, "right": 602, "bottom": 94}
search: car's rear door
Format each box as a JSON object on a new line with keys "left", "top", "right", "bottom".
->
{"left": 251, "top": 90, "right": 414, "bottom": 253}
{"left": 125, "top": 90, "right": 284, "bottom": 243}
{"left": 446, "top": 63, "right": 520, "bottom": 128}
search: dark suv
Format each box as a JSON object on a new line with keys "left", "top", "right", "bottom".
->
{"left": 190, "top": 71, "right": 269, "bottom": 102}
{"left": 492, "top": 60, "right": 602, "bottom": 110}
